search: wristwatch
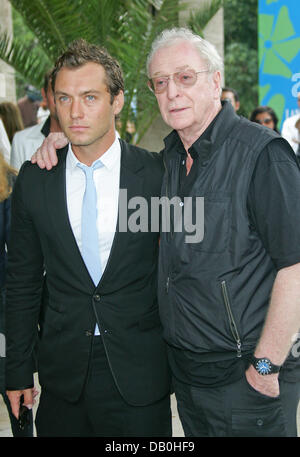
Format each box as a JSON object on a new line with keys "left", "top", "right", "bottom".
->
{"left": 250, "top": 356, "right": 281, "bottom": 375}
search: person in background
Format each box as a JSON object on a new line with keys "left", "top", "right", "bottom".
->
{"left": 17, "top": 85, "right": 42, "bottom": 129}
{"left": 0, "top": 150, "right": 34, "bottom": 437}
{"left": 281, "top": 93, "right": 300, "bottom": 155}
{"left": 37, "top": 87, "right": 50, "bottom": 125}
{"left": 250, "top": 106, "right": 280, "bottom": 133}
{"left": 221, "top": 87, "right": 240, "bottom": 112}
{"left": 0, "top": 102, "right": 24, "bottom": 144}
{"left": 11, "top": 71, "right": 61, "bottom": 171}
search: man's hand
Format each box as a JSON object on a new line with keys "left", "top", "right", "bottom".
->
{"left": 31, "top": 132, "right": 68, "bottom": 170}
{"left": 246, "top": 263, "right": 300, "bottom": 399}
{"left": 6, "top": 388, "right": 37, "bottom": 419}
{"left": 245, "top": 365, "right": 280, "bottom": 398}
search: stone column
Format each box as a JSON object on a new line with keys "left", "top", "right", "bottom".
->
{"left": 139, "top": 0, "right": 224, "bottom": 151}
{"left": 0, "top": 0, "right": 16, "bottom": 102}
{"left": 179, "top": 0, "right": 224, "bottom": 62}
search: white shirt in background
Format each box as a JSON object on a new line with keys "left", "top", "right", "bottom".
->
{"left": 281, "top": 113, "right": 300, "bottom": 154}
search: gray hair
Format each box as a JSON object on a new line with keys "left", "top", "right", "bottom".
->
{"left": 147, "top": 27, "right": 224, "bottom": 77}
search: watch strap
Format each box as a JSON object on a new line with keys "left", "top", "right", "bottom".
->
{"left": 251, "top": 356, "right": 281, "bottom": 375}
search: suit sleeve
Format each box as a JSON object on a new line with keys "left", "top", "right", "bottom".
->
{"left": 5, "top": 163, "right": 44, "bottom": 390}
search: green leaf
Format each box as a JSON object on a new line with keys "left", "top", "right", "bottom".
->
{"left": 1, "top": 0, "right": 223, "bottom": 143}
{"left": 263, "top": 49, "right": 292, "bottom": 78}
{"left": 0, "top": 31, "right": 52, "bottom": 87}
{"left": 271, "top": 6, "right": 295, "bottom": 43}
{"left": 258, "top": 14, "right": 274, "bottom": 40}
{"left": 273, "top": 38, "right": 300, "bottom": 63}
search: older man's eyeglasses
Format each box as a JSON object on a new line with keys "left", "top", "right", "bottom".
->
{"left": 148, "top": 69, "right": 209, "bottom": 94}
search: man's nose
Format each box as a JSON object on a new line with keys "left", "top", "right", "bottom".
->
{"left": 166, "top": 77, "right": 180, "bottom": 99}
{"left": 70, "top": 99, "right": 84, "bottom": 118}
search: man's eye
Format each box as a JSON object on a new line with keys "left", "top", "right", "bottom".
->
{"left": 180, "top": 72, "right": 193, "bottom": 81}
{"left": 86, "top": 95, "right": 95, "bottom": 101}
{"left": 59, "top": 96, "right": 69, "bottom": 102}
{"left": 156, "top": 79, "right": 166, "bottom": 87}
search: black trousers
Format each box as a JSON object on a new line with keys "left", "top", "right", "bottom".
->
{"left": 35, "top": 336, "right": 172, "bottom": 437}
{"left": 173, "top": 373, "right": 300, "bottom": 437}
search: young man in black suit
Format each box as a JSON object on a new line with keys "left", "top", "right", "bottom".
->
{"left": 5, "top": 39, "right": 171, "bottom": 437}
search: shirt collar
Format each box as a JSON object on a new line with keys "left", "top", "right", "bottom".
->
{"left": 163, "top": 100, "right": 237, "bottom": 163}
{"left": 67, "top": 134, "right": 121, "bottom": 172}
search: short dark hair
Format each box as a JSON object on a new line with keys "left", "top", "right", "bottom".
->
{"left": 43, "top": 70, "right": 53, "bottom": 93}
{"left": 222, "top": 87, "right": 239, "bottom": 103}
{"left": 249, "top": 105, "right": 279, "bottom": 133}
{"left": 51, "top": 39, "right": 124, "bottom": 103}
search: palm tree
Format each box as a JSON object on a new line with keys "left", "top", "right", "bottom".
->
{"left": 0, "top": 0, "right": 223, "bottom": 143}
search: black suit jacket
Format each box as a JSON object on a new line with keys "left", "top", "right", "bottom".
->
{"left": 5, "top": 139, "right": 170, "bottom": 405}
{"left": 0, "top": 172, "right": 16, "bottom": 393}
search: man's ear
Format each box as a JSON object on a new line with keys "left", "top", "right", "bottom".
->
{"left": 212, "top": 71, "right": 222, "bottom": 100}
{"left": 113, "top": 90, "right": 124, "bottom": 116}
{"left": 41, "top": 87, "right": 48, "bottom": 107}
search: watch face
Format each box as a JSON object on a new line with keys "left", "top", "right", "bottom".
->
{"left": 255, "top": 358, "right": 272, "bottom": 375}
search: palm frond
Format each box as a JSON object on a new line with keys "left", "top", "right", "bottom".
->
{"left": 69, "top": 0, "right": 128, "bottom": 46}
{"left": 188, "top": 0, "right": 223, "bottom": 36}
{"left": 1, "top": 0, "right": 223, "bottom": 142}
{"left": 0, "top": 31, "right": 52, "bottom": 87}
{"left": 10, "top": 0, "right": 91, "bottom": 58}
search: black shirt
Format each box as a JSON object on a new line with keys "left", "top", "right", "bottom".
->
{"left": 168, "top": 119, "right": 300, "bottom": 386}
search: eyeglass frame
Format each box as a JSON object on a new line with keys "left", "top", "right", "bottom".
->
{"left": 147, "top": 68, "right": 209, "bottom": 94}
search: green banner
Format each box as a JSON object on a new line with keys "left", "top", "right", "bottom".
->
{"left": 259, "top": 0, "right": 300, "bottom": 129}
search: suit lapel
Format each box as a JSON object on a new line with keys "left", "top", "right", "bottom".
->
{"left": 44, "top": 146, "right": 95, "bottom": 287}
{"left": 98, "top": 140, "right": 144, "bottom": 288}
{"left": 44, "top": 141, "right": 145, "bottom": 290}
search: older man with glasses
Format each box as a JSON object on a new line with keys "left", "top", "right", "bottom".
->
{"left": 31, "top": 27, "right": 300, "bottom": 438}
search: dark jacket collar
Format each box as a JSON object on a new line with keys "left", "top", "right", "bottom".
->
{"left": 163, "top": 100, "right": 240, "bottom": 165}
{"left": 52, "top": 138, "right": 144, "bottom": 175}
{"left": 45, "top": 139, "right": 145, "bottom": 290}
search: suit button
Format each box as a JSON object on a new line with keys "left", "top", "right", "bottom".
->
{"left": 94, "top": 294, "right": 101, "bottom": 301}
{"left": 85, "top": 330, "right": 93, "bottom": 337}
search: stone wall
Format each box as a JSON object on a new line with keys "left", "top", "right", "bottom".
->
{"left": 0, "top": 0, "right": 16, "bottom": 103}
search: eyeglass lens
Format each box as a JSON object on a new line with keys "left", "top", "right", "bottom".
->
{"left": 151, "top": 70, "right": 198, "bottom": 93}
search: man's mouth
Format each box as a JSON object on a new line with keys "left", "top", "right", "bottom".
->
{"left": 169, "top": 107, "right": 187, "bottom": 113}
{"left": 69, "top": 125, "right": 89, "bottom": 132}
